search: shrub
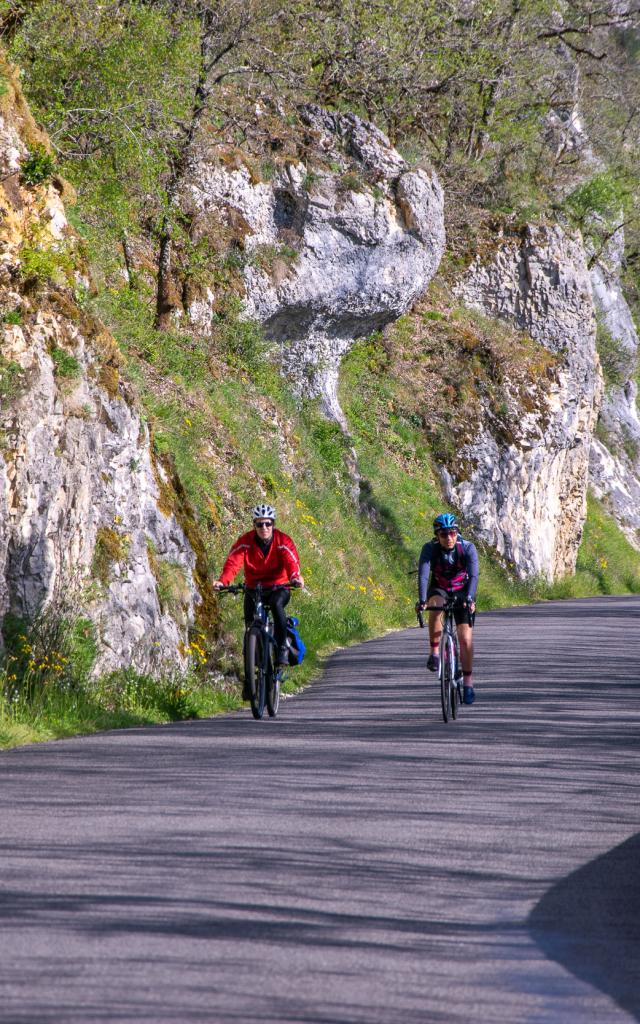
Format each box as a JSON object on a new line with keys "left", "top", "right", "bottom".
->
{"left": 20, "top": 144, "right": 56, "bottom": 186}
{"left": 596, "top": 318, "right": 627, "bottom": 391}
{"left": 1, "top": 310, "right": 23, "bottom": 325}
{"left": 0, "top": 354, "right": 26, "bottom": 401}
{"left": 92, "top": 527, "right": 130, "bottom": 585}
{"left": 563, "top": 172, "right": 624, "bottom": 227}
{"left": 19, "top": 239, "right": 74, "bottom": 288}
{"left": 50, "top": 345, "right": 82, "bottom": 379}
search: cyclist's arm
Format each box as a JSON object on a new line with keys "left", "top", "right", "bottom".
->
{"left": 417, "top": 542, "right": 433, "bottom": 605}
{"left": 464, "top": 542, "right": 479, "bottom": 603}
{"left": 218, "top": 538, "right": 250, "bottom": 587}
{"left": 277, "top": 533, "right": 302, "bottom": 583}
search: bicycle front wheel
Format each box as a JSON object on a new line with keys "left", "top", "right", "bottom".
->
{"left": 244, "top": 627, "right": 266, "bottom": 720}
{"left": 266, "top": 652, "right": 280, "bottom": 718}
{"left": 440, "top": 633, "right": 454, "bottom": 723}
{"left": 452, "top": 626, "right": 462, "bottom": 715}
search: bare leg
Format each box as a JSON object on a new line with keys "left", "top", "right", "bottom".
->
{"left": 426, "top": 595, "right": 445, "bottom": 652}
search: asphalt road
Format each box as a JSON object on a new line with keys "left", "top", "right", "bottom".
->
{"left": 1, "top": 595, "right": 639, "bottom": 1024}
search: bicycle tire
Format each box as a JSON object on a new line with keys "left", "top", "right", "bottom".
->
{"left": 266, "top": 652, "right": 280, "bottom": 718}
{"left": 245, "top": 627, "right": 266, "bottom": 720}
{"left": 451, "top": 656, "right": 458, "bottom": 719}
{"left": 452, "top": 625, "right": 463, "bottom": 715}
{"left": 439, "top": 633, "right": 453, "bottom": 723}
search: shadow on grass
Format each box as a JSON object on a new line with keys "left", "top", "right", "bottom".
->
{"left": 358, "top": 477, "right": 407, "bottom": 550}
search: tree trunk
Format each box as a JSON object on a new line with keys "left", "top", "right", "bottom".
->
{"left": 155, "top": 221, "right": 175, "bottom": 330}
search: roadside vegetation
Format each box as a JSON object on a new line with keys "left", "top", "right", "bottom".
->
{"left": 2, "top": 1, "right": 640, "bottom": 747}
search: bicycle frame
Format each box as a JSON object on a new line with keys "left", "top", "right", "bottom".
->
{"left": 218, "top": 582, "right": 294, "bottom": 719}
{"left": 245, "top": 583, "right": 278, "bottom": 668}
{"left": 418, "top": 596, "right": 466, "bottom": 722}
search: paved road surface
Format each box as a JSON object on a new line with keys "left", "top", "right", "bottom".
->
{"left": 1, "top": 595, "right": 639, "bottom": 1023}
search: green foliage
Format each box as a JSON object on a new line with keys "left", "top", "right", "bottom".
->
{"left": 50, "top": 345, "right": 81, "bottom": 379}
{"left": 18, "top": 238, "right": 73, "bottom": 287}
{"left": 573, "top": 494, "right": 640, "bottom": 595}
{"left": 595, "top": 317, "right": 628, "bottom": 391}
{"left": 0, "top": 659, "right": 238, "bottom": 747}
{"left": 563, "top": 172, "right": 625, "bottom": 227}
{"left": 147, "top": 542, "right": 190, "bottom": 625}
{"left": 96, "top": 668, "right": 205, "bottom": 721}
{"left": 20, "top": 143, "right": 55, "bottom": 185}
{"left": 1, "top": 583, "right": 98, "bottom": 707}
{"left": 248, "top": 242, "right": 298, "bottom": 273}
{"left": 339, "top": 171, "right": 366, "bottom": 193}
{"left": 92, "top": 527, "right": 130, "bottom": 585}
{"left": 303, "top": 405, "right": 350, "bottom": 472}
{"left": 0, "top": 353, "right": 26, "bottom": 401}
{"left": 11, "top": 0, "right": 199, "bottom": 234}
{"left": 1, "top": 309, "right": 23, "bottom": 325}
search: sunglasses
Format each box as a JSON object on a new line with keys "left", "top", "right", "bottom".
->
{"left": 254, "top": 520, "right": 274, "bottom": 528}
{"left": 437, "top": 528, "right": 457, "bottom": 536}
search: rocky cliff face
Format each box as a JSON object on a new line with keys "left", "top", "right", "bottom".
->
{"left": 588, "top": 227, "right": 640, "bottom": 548}
{"left": 183, "top": 105, "right": 445, "bottom": 425}
{"left": 0, "top": 66, "right": 206, "bottom": 673}
{"left": 451, "top": 224, "right": 603, "bottom": 580}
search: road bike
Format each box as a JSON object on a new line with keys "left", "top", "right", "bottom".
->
{"left": 218, "top": 582, "right": 294, "bottom": 720}
{"left": 417, "top": 598, "right": 466, "bottom": 723}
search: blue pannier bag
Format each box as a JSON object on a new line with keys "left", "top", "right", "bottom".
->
{"left": 286, "top": 616, "right": 306, "bottom": 666}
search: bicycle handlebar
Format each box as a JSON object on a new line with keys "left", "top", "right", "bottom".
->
{"left": 216, "top": 582, "right": 302, "bottom": 596}
{"left": 416, "top": 596, "right": 473, "bottom": 626}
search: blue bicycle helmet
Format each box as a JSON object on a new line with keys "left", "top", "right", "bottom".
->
{"left": 433, "top": 512, "right": 458, "bottom": 533}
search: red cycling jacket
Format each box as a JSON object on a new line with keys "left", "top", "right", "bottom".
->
{"left": 219, "top": 529, "right": 301, "bottom": 588}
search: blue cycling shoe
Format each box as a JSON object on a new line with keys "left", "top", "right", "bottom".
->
{"left": 427, "top": 654, "right": 439, "bottom": 672}
{"left": 463, "top": 686, "right": 475, "bottom": 705}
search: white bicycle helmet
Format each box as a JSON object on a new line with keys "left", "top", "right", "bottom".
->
{"left": 251, "top": 502, "right": 276, "bottom": 521}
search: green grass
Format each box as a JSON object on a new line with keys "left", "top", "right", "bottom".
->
{"left": 0, "top": 669, "right": 241, "bottom": 749}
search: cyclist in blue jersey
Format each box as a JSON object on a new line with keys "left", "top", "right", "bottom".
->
{"left": 416, "top": 512, "right": 479, "bottom": 705}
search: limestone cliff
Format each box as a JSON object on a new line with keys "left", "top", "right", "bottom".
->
{"left": 183, "top": 105, "right": 445, "bottom": 426}
{"left": 0, "top": 64, "right": 208, "bottom": 672}
{"left": 451, "top": 224, "right": 603, "bottom": 580}
{"left": 588, "top": 227, "right": 640, "bottom": 549}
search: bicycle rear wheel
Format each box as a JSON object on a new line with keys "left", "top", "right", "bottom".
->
{"left": 244, "top": 627, "right": 266, "bottom": 720}
{"left": 439, "top": 633, "right": 454, "bottom": 723}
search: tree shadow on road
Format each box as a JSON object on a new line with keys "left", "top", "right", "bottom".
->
{"left": 528, "top": 832, "right": 640, "bottom": 1022}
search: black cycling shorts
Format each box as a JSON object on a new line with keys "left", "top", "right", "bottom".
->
{"left": 426, "top": 587, "right": 475, "bottom": 626}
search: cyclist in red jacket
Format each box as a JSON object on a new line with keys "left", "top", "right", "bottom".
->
{"left": 213, "top": 503, "right": 304, "bottom": 668}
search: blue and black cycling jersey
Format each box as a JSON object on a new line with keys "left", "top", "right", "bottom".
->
{"left": 418, "top": 537, "right": 479, "bottom": 604}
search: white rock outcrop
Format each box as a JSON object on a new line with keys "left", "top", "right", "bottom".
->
{"left": 0, "top": 313, "right": 198, "bottom": 673}
{"left": 588, "top": 227, "right": 640, "bottom": 547}
{"left": 184, "top": 106, "right": 445, "bottom": 424}
{"left": 451, "top": 224, "right": 603, "bottom": 580}
{"left": 0, "top": 73, "right": 203, "bottom": 673}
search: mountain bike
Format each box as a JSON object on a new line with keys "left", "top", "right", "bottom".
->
{"left": 417, "top": 597, "right": 466, "bottom": 723}
{"left": 218, "top": 582, "right": 294, "bottom": 720}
